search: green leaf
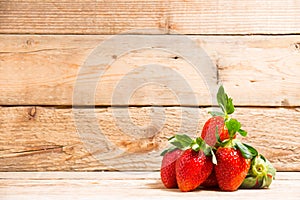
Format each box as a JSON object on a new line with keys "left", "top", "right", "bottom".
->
{"left": 217, "top": 85, "right": 227, "bottom": 113}
{"left": 160, "top": 149, "right": 169, "bottom": 156}
{"left": 235, "top": 141, "right": 253, "bottom": 159}
{"left": 203, "top": 146, "right": 211, "bottom": 156}
{"left": 260, "top": 154, "right": 267, "bottom": 162}
{"left": 225, "top": 118, "right": 241, "bottom": 138}
{"left": 208, "top": 111, "right": 224, "bottom": 117}
{"left": 160, "top": 146, "right": 177, "bottom": 156}
{"left": 196, "top": 137, "right": 205, "bottom": 148}
{"left": 192, "top": 137, "right": 206, "bottom": 152}
{"left": 167, "top": 135, "right": 175, "bottom": 141}
{"left": 238, "top": 129, "right": 248, "bottom": 137}
{"left": 226, "top": 97, "right": 235, "bottom": 115}
{"left": 216, "top": 85, "right": 235, "bottom": 116}
{"left": 169, "top": 134, "right": 193, "bottom": 149}
{"left": 176, "top": 134, "right": 193, "bottom": 146}
{"left": 243, "top": 143, "right": 258, "bottom": 158}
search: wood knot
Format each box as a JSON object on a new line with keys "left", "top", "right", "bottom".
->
{"left": 293, "top": 43, "right": 300, "bottom": 51}
{"left": 28, "top": 107, "right": 37, "bottom": 120}
{"left": 281, "top": 99, "right": 290, "bottom": 107}
{"left": 25, "top": 38, "right": 34, "bottom": 47}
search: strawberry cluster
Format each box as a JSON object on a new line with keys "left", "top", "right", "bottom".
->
{"left": 160, "top": 85, "right": 276, "bottom": 192}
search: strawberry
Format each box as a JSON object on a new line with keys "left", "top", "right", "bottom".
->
{"left": 200, "top": 116, "right": 230, "bottom": 146}
{"left": 160, "top": 134, "right": 215, "bottom": 192}
{"left": 176, "top": 148, "right": 213, "bottom": 192}
{"left": 201, "top": 167, "right": 218, "bottom": 188}
{"left": 214, "top": 118, "right": 257, "bottom": 191}
{"left": 240, "top": 154, "right": 276, "bottom": 189}
{"left": 160, "top": 149, "right": 182, "bottom": 188}
{"left": 160, "top": 85, "right": 276, "bottom": 192}
{"left": 215, "top": 146, "right": 251, "bottom": 191}
{"left": 200, "top": 86, "right": 242, "bottom": 146}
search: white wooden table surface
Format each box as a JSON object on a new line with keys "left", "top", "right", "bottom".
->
{"left": 0, "top": 172, "right": 299, "bottom": 200}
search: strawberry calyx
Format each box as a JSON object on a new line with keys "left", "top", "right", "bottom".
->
{"left": 160, "top": 134, "right": 194, "bottom": 156}
{"left": 240, "top": 154, "right": 276, "bottom": 189}
{"left": 217, "top": 138, "right": 258, "bottom": 160}
{"left": 212, "top": 139, "right": 257, "bottom": 167}
{"left": 235, "top": 141, "right": 258, "bottom": 160}
{"left": 161, "top": 134, "right": 217, "bottom": 164}
{"left": 219, "top": 116, "right": 257, "bottom": 160}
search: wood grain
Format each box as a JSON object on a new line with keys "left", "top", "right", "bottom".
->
{"left": 0, "top": 172, "right": 299, "bottom": 199}
{"left": 1, "top": 0, "right": 300, "bottom": 34}
{"left": 1, "top": 35, "right": 300, "bottom": 106}
{"left": 0, "top": 106, "right": 299, "bottom": 171}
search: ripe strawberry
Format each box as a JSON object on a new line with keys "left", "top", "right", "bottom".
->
{"left": 200, "top": 85, "right": 240, "bottom": 147}
{"left": 212, "top": 116, "right": 256, "bottom": 191}
{"left": 201, "top": 167, "right": 218, "bottom": 188}
{"left": 160, "top": 149, "right": 182, "bottom": 188}
{"left": 215, "top": 147, "right": 251, "bottom": 191}
{"left": 200, "top": 116, "right": 230, "bottom": 146}
{"left": 176, "top": 148, "right": 213, "bottom": 192}
{"left": 160, "top": 85, "right": 276, "bottom": 192}
{"left": 160, "top": 135, "right": 215, "bottom": 192}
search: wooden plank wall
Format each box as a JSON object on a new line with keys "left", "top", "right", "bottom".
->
{"left": 0, "top": 0, "right": 299, "bottom": 171}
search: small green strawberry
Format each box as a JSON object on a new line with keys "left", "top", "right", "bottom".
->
{"left": 240, "top": 154, "right": 276, "bottom": 189}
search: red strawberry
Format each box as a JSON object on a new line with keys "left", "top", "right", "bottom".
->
{"left": 215, "top": 147, "right": 251, "bottom": 191}
{"left": 201, "top": 167, "right": 218, "bottom": 188}
{"left": 160, "top": 149, "right": 182, "bottom": 188}
{"left": 200, "top": 85, "right": 239, "bottom": 147}
{"left": 176, "top": 148, "right": 213, "bottom": 192}
{"left": 213, "top": 116, "right": 255, "bottom": 191}
{"left": 200, "top": 116, "right": 230, "bottom": 146}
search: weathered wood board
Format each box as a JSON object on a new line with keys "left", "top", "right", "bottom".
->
{"left": 0, "top": 172, "right": 299, "bottom": 199}
{"left": 1, "top": 0, "right": 300, "bottom": 34}
{"left": 1, "top": 35, "right": 300, "bottom": 106}
{"left": 1, "top": 0, "right": 299, "bottom": 173}
{"left": 0, "top": 106, "right": 299, "bottom": 171}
